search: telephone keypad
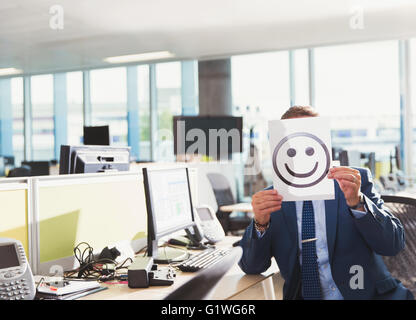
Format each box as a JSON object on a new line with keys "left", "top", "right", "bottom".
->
{"left": 0, "top": 279, "right": 29, "bottom": 300}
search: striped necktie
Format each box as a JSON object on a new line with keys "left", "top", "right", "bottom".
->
{"left": 301, "top": 200, "right": 322, "bottom": 300}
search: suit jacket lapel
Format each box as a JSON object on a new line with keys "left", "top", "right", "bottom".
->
{"left": 325, "top": 181, "right": 340, "bottom": 264}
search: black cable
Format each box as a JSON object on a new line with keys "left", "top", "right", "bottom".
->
{"left": 64, "top": 242, "right": 131, "bottom": 282}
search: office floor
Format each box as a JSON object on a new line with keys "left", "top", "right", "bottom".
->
{"left": 229, "top": 273, "right": 284, "bottom": 300}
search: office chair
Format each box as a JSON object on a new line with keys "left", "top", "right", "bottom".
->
{"left": 164, "top": 247, "right": 243, "bottom": 300}
{"left": 244, "top": 143, "right": 268, "bottom": 197}
{"left": 21, "top": 161, "right": 50, "bottom": 176}
{"left": 7, "top": 165, "right": 31, "bottom": 178}
{"left": 381, "top": 195, "right": 416, "bottom": 297}
{"left": 206, "top": 172, "right": 252, "bottom": 234}
{"left": 339, "top": 150, "right": 349, "bottom": 166}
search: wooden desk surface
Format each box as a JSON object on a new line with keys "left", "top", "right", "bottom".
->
{"left": 81, "top": 236, "right": 278, "bottom": 300}
{"left": 220, "top": 203, "right": 253, "bottom": 213}
{"left": 395, "top": 190, "right": 416, "bottom": 198}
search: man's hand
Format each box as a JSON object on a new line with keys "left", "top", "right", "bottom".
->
{"left": 327, "top": 167, "right": 362, "bottom": 208}
{"left": 251, "top": 189, "right": 283, "bottom": 225}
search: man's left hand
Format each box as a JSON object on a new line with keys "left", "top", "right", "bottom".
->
{"left": 327, "top": 167, "right": 362, "bottom": 208}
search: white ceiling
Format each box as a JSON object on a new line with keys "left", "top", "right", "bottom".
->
{"left": 1, "top": 0, "right": 416, "bottom": 75}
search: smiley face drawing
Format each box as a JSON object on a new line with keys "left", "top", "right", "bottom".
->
{"left": 272, "top": 132, "right": 331, "bottom": 188}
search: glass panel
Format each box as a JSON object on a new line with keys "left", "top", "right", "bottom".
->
{"left": 156, "top": 62, "right": 182, "bottom": 161}
{"left": 232, "top": 51, "right": 291, "bottom": 186}
{"left": 67, "top": 72, "right": 83, "bottom": 145}
{"left": 293, "top": 49, "right": 310, "bottom": 106}
{"left": 31, "top": 74, "right": 55, "bottom": 161}
{"left": 138, "top": 65, "right": 151, "bottom": 160}
{"left": 410, "top": 39, "right": 416, "bottom": 175}
{"left": 315, "top": 40, "right": 400, "bottom": 178}
{"left": 90, "top": 67, "right": 127, "bottom": 146}
{"left": 11, "top": 77, "right": 24, "bottom": 165}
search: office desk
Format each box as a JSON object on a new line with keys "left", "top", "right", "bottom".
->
{"left": 395, "top": 190, "right": 416, "bottom": 198}
{"left": 81, "top": 236, "right": 279, "bottom": 300}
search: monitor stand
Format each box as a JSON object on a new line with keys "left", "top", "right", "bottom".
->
{"left": 154, "top": 246, "right": 188, "bottom": 264}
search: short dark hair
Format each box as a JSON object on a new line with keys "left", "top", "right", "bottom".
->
{"left": 280, "top": 106, "right": 319, "bottom": 120}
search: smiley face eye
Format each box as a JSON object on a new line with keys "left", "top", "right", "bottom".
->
{"left": 305, "top": 147, "right": 315, "bottom": 156}
{"left": 287, "top": 148, "right": 296, "bottom": 157}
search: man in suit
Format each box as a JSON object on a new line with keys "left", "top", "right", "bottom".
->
{"left": 238, "top": 106, "right": 413, "bottom": 300}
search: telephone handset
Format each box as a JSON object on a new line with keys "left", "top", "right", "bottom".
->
{"left": 0, "top": 238, "right": 36, "bottom": 300}
{"left": 185, "top": 223, "right": 205, "bottom": 247}
{"left": 194, "top": 205, "right": 225, "bottom": 244}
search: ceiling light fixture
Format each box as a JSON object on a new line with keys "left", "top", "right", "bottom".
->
{"left": 0, "top": 68, "right": 23, "bottom": 76}
{"left": 104, "top": 51, "right": 175, "bottom": 64}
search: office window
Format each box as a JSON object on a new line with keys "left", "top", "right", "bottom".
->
{"left": 156, "top": 62, "right": 182, "bottom": 161}
{"left": 138, "top": 65, "right": 151, "bottom": 160}
{"left": 31, "top": 74, "right": 55, "bottom": 161}
{"left": 90, "top": 67, "right": 128, "bottom": 146}
{"left": 292, "top": 49, "right": 310, "bottom": 106}
{"left": 11, "top": 77, "right": 24, "bottom": 165}
{"left": 315, "top": 41, "right": 400, "bottom": 175}
{"left": 67, "top": 72, "right": 83, "bottom": 145}
{"left": 410, "top": 39, "right": 416, "bottom": 174}
{"left": 232, "top": 51, "right": 291, "bottom": 184}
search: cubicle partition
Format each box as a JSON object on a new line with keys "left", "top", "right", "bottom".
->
{"left": 0, "top": 177, "right": 31, "bottom": 258}
{"left": 0, "top": 165, "right": 200, "bottom": 276}
{"left": 33, "top": 172, "right": 149, "bottom": 274}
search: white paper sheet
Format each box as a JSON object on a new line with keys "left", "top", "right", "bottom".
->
{"left": 36, "top": 279, "right": 101, "bottom": 296}
{"left": 268, "top": 117, "right": 335, "bottom": 201}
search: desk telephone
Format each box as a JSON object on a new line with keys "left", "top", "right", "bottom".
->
{"left": 173, "top": 205, "right": 225, "bottom": 248}
{"left": 194, "top": 205, "right": 225, "bottom": 244}
{"left": 0, "top": 238, "right": 36, "bottom": 300}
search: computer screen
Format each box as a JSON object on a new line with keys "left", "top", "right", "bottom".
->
{"left": 173, "top": 116, "right": 243, "bottom": 160}
{"left": 83, "top": 125, "right": 110, "bottom": 146}
{"left": 143, "top": 167, "right": 196, "bottom": 259}
{"left": 59, "top": 145, "right": 130, "bottom": 174}
{"left": 0, "top": 244, "right": 20, "bottom": 269}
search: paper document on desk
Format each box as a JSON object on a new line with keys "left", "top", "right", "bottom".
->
{"left": 268, "top": 117, "right": 335, "bottom": 201}
{"left": 37, "top": 280, "right": 101, "bottom": 296}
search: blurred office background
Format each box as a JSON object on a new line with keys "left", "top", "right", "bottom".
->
{"left": 1, "top": 0, "right": 416, "bottom": 195}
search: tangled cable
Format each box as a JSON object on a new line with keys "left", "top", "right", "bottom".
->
{"left": 64, "top": 242, "right": 133, "bottom": 282}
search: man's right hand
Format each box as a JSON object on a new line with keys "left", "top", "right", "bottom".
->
{"left": 251, "top": 189, "right": 283, "bottom": 225}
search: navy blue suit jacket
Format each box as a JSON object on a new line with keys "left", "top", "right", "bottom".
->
{"left": 239, "top": 168, "right": 414, "bottom": 300}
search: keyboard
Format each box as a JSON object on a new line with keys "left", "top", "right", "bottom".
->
{"left": 176, "top": 248, "right": 231, "bottom": 272}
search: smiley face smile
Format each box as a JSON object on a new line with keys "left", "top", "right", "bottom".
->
{"left": 285, "top": 162, "right": 318, "bottom": 178}
{"left": 272, "top": 132, "right": 331, "bottom": 188}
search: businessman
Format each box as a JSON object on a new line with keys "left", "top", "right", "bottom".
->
{"left": 239, "top": 106, "right": 413, "bottom": 300}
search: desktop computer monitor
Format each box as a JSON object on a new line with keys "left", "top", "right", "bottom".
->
{"left": 173, "top": 116, "right": 243, "bottom": 160}
{"left": 3, "top": 156, "right": 14, "bottom": 166}
{"left": 83, "top": 125, "right": 110, "bottom": 146}
{"left": 143, "top": 167, "right": 198, "bottom": 263}
{"left": 59, "top": 145, "right": 130, "bottom": 174}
